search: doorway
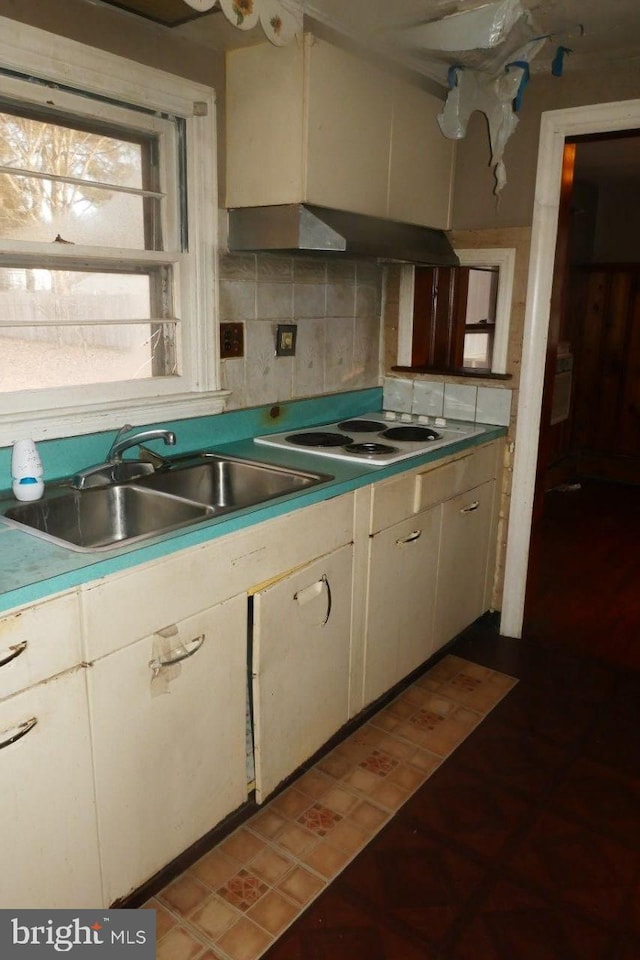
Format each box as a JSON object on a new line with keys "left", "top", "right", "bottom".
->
{"left": 500, "top": 97, "right": 640, "bottom": 640}
{"left": 523, "top": 130, "right": 640, "bottom": 668}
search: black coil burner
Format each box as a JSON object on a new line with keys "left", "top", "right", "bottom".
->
{"left": 286, "top": 431, "right": 353, "bottom": 447}
{"left": 382, "top": 426, "right": 441, "bottom": 442}
{"left": 343, "top": 442, "right": 398, "bottom": 457}
{"left": 337, "top": 419, "right": 386, "bottom": 433}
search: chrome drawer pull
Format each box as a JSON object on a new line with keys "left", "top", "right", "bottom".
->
{"left": 396, "top": 530, "right": 422, "bottom": 545}
{"left": 460, "top": 500, "right": 480, "bottom": 513}
{"left": 0, "top": 716, "right": 38, "bottom": 750}
{"left": 294, "top": 575, "right": 332, "bottom": 625}
{"left": 149, "top": 634, "right": 205, "bottom": 670}
{"left": 0, "top": 640, "right": 28, "bottom": 668}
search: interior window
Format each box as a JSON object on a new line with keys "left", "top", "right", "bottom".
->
{"left": 462, "top": 267, "right": 498, "bottom": 371}
{"left": 395, "top": 249, "right": 514, "bottom": 378}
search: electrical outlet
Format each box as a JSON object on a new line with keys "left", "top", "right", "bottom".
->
{"left": 220, "top": 322, "right": 244, "bottom": 359}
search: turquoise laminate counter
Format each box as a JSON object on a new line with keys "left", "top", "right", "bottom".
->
{"left": 0, "top": 388, "right": 506, "bottom": 613}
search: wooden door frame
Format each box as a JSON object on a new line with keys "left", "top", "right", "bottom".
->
{"left": 500, "top": 98, "right": 640, "bottom": 639}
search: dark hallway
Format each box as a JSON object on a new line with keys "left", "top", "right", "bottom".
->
{"left": 524, "top": 479, "right": 640, "bottom": 670}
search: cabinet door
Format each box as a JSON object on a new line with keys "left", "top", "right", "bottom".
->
{"left": 363, "top": 506, "right": 440, "bottom": 707}
{"left": 0, "top": 668, "right": 102, "bottom": 908}
{"left": 388, "top": 79, "right": 454, "bottom": 228}
{"left": 252, "top": 544, "right": 353, "bottom": 802}
{"left": 88, "top": 594, "right": 247, "bottom": 904}
{"left": 434, "top": 480, "right": 495, "bottom": 650}
{"left": 305, "top": 39, "right": 393, "bottom": 216}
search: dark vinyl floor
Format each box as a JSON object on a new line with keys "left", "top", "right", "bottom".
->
{"left": 264, "top": 481, "right": 640, "bottom": 960}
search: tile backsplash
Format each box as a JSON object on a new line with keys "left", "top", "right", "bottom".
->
{"left": 219, "top": 253, "right": 383, "bottom": 410}
{"left": 383, "top": 376, "right": 512, "bottom": 427}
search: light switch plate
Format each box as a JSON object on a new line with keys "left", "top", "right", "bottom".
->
{"left": 275, "top": 324, "right": 297, "bottom": 357}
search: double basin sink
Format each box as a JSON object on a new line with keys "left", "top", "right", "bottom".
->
{"left": 1, "top": 453, "right": 332, "bottom": 552}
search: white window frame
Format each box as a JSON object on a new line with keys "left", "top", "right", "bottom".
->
{"left": 396, "top": 248, "right": 515, "bottom": 375}
{"left": 0, "top": 17, "right": 224, "bottom": 446}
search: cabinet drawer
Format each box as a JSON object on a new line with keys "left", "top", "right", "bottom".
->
{"left": 415, "top": 441, "right": 499, "bottom": 513}
{"left": 0, "top": 592, "right": 82, "bottom": 701}
{"left": 82, "top": 493, "right": 355, "bottom": 661}
{"left": 370, "top": 473, "right": 417, "bottom": 533}
{"left": 370, "top": 441, "right": 500, "bottom": 533}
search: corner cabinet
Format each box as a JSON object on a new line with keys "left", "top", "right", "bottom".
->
{"left": 226, "top": 34, "right": 455, "bottom": 228}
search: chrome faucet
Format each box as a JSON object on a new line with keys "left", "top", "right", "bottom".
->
{"left": 107, "top": 427, "right": 176, "bottom": 462}
{"left": 72, "top": 425, "right": 177, "bottom": 489}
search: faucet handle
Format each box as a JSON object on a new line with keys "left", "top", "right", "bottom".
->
{"left": 106, "top": 424, "right": 134, "bottom": 462}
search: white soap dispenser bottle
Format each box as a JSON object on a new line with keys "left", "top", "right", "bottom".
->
{"left": 11, "top": 439, "right": 44, "bottom": 502}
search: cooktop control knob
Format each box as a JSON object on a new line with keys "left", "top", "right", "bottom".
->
{"left": 417, "top": 415, "right": 430, "bottom": 424}
{"left": 400, "top": 413, "right": 412, "bottom": 422}
{"left": 384, "top": 411, "right": 397, "bottom": 421}
{"left": 435, "top": 417, "right": 447, "bottom": 427}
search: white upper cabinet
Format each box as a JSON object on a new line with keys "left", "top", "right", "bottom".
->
{"left": 226, "top": 35, "right": 455, "bottom": 228}
{"left": 387, "top": 77, "right": 455, "bottom": 229}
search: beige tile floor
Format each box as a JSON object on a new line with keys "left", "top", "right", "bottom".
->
{"left": 144, "top": 655, "right": 517, "bottom": 960}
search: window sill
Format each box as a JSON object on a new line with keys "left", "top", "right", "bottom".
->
{"left": 0, "top": 391, "right": 231, "bottom": 447}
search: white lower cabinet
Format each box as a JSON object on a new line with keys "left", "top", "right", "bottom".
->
{"left": 87, "top": 594, "right": 247, "bottom": 904}
{"left": 252, "top": 544, "right": 353, "bottom": 802}
{"left": 433, "top": 479, "right": 496, "bottom": 651}
{"left": 363, "top": 506, "right": 440, "bottom": 706}
{"left": 0, "top": 666, "right": 102, "bottom": 908}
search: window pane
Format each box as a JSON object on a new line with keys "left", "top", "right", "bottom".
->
{"left": 0, "top": 322, "right": 177, "bottom": 391}
{"left": 0, "top": 267, "right": 157, "bottom": 321}
{"left": 0, "top": 111, "right": 159, "bottom": 249}
{"left": 463, "top": 331, "right": 492, "bottom": 369}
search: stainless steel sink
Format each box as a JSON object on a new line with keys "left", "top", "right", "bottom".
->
{"left": 133, "top": 453, "right": 332, "bottom": 510}
{"left": 0, "top": 452, "right": 332, "bottom": 552}
{"left": 2, "top": 484, "right": 214, "bottom": 552}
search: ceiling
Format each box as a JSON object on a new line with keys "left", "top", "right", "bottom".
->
{"left": 100, "top": 0, "right": 640, "bottom": 80}
{"left": 96, "top": 1, "right": 640, "bottom": 190}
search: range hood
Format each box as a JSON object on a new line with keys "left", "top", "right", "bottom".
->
{"left": 227, "top": 204, "right": 459, "bottom": 267}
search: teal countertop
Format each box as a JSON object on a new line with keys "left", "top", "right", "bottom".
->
{"left": 0, "top": 389, "right": 506, "bottom": 614}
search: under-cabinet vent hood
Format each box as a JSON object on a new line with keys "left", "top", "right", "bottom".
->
{"left": 226, "top": 204, "right": 459, "bottom": 267}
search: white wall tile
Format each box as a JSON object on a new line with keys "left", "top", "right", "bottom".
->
{"left": 383, "top": 377, "right": 413, "bottom": 413}
{"left": 257, "top": 281, "right": 294, "bottom": 319}
{"left": 221, "top": 253, "right": 382, "bottom": 410}
{"left": 324, "top": 318, "right": 355, "bottom": 393}
{"left": 244, "top": 321, "right": 293, "bottom": 406}
{"left": 293, "top": 319, "right": 325, "bottom": 398}
{"left": 412, "top": 380, "right": 444, "bottom": 417}
{"left": 476, "top": 387, "right": 512, "bottom": 426}
{"left": 443, "top": 383, "right": 478, "bottom": 421}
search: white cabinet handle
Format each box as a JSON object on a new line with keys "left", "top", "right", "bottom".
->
{"left": 460, "top": 500, "right": 480, "bottom": 513}
{"left": 396, "top": 530, "right": 422, "bottom": 545}
{"left": 294, "top": 575, "right": 332, "bottom": 624}
{"left": 0, "top": 640, "right": 27, "bottom": 668}
{"left": 0, "top": 716, "right": 37, "bottom": 750}
{"left": 149, "top": 634, "right": 205, "bottom": 670}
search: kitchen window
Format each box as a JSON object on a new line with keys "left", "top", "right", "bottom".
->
{"left": 395, "top": 248, "right": 515, "bottom": 377}
{"left": 0, "top": 20, "right": 219, "bottom": 444}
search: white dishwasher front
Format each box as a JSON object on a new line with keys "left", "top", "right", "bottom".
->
{"left": 251, "top": 543, "right": 353, "bottom": 803}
